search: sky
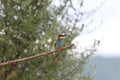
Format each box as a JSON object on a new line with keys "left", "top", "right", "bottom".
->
{"left": 74, "top": 0, "right": 120, "bottom": 57}
{"left": 97, "top": 0, "right": 120, "bottom": 57}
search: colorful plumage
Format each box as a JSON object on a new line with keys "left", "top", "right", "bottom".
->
{"left": 53, "top": 34, "right": 66, "bottom": 61}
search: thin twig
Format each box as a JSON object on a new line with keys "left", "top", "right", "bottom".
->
{"left": 0, "top": 44, "right": 74, "bottom": 67}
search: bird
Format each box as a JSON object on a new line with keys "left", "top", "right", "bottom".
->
{"left": 53, "top": 34, "right": 66, "bottom": 61}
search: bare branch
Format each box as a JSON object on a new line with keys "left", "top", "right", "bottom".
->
{"left": 0, "top": 44, "right": 74, "bottom": 67}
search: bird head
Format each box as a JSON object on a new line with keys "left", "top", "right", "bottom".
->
{"left": 58, "top": 34, "right": 67, "bottom": 40}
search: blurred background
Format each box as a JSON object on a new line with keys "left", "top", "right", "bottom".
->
{"left": 75, "top": 0, "right": 120, "bottom": 80}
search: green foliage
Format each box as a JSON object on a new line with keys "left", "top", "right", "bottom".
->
{"left": 0, "top": 0, "right": 99, "bottom": 80}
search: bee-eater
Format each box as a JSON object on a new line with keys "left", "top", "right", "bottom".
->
{"left": 53, "top": 34, "right": 66, "bottom": 61}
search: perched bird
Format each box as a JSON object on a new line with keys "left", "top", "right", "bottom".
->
{"left": 53, "top": 34, "right": 66, "bottom": 61}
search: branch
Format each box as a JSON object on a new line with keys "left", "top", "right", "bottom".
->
{"left": 0, "top": 44, "right": 74, "bottom": 67}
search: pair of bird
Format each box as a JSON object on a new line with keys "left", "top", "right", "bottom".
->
{"left": 53, "top": 34, "right": 67, "bottom": 61}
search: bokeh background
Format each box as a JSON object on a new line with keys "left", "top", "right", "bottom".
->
{"left": 75, "top": 0, "right": 120, "bottom": 80}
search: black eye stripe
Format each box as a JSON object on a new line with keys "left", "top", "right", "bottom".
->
{"left": 58, "top": 34, "right": 66, "bottom": 37}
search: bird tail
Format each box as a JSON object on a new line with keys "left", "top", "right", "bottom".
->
{"left": 52, "top": 53, "right": 59, "bottom": 62}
